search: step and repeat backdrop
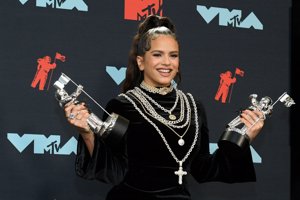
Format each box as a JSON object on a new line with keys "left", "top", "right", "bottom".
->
{"left": 0, "top": 0, "right": 292, "bottom": 200}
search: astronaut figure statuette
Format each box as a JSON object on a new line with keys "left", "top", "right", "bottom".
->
{"left": 53, "top": 73, "right": 129, "bottom": 146}
{"left": 218, "top": 92, "right": 295, "bottom": 150}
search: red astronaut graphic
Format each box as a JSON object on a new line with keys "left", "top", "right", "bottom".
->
{"left": 215, "top": 68, "right": 244, "bottom": 103}
{"left": 31, "top": 52, "right": 65, "bottom": 91}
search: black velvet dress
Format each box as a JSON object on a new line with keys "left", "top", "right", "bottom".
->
{"left": 75, "top": 87, "right": 256, "bottom": 200}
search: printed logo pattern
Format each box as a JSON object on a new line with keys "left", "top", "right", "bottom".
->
{"left": 106, "top": 66, "right": 127, "bottom": 85}
{"left": 6, "top": 132, "right": 261, "bottom": 162}
{"left": 31, "top": 52, "right": 65, "bottom": 91}
{"left": 215, "top": 68, "right": 244, "bottom": 103}
{"left": 124, "top": 0, "right": 163, "bottom": 21}
{"left": 7, "top": 133, "right": 77, "bottom": 155}
{"left": 197, "top": 5, "right": 263, "bottom": 30}
{"left": 19, "top": 0, "right": 88, "bottom": 12}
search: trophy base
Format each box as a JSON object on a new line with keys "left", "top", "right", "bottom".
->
{"left": 104, "top": 114, "right": 129, "bottom": 148}
{"left": 218, "top": 130, "right": 250, "bottom": 154}
{"left": 88, "top": 112, "right": 129, "bottom": 148}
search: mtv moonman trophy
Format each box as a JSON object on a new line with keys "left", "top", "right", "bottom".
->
{"left": 53, "top": 73, "right": 129, "bottom": 147}
{"left": 218, "top": 92, "right": 295, "bottom": 151}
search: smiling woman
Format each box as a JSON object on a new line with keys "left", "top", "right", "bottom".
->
{"left": 63, "top": 15, "right": 265, "bottom": 200}
{"left": 123, "top": 15, "right": 181, "bottom": 92}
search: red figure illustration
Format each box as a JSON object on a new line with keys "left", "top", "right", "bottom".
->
{"left": 31, "top": 52, "right": 66, "bottom": 91}
{"left": 215, "top": 71, "right": 237, "bottom": 103}
{"left": 31, "top": 56, "right": 57, "bottom": 90}
{"left": 215, "top": 68, "right": 245, "bottom": 103}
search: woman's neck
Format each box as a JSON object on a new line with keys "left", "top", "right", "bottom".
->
{"left": 140, "top": 81, "right": 174, "bottom": 95}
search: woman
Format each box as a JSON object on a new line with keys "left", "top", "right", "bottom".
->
{"left": 64, "top": 15, "right": 264, "bottom": 200}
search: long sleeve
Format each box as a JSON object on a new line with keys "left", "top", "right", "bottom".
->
{"left": 190, "top": 100, "right": 256, "bottom": 183}
{"left": 75, "top": 98, "right": 129, "bottom": 185}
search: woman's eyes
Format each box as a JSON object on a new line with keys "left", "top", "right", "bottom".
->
{"left": 152, "top": 54, "right": 178, "bottom": 58}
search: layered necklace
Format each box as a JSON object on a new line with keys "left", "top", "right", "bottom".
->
{"left": 119, "top": 82, "right": 199, "bottom": 185}
{"left": 140, "top": 81, "right": 179, "bottom": 121}
{"left": 133, "top": 87, "right": 189, "bottom": 128}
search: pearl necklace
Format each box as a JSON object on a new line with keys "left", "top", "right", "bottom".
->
{"left": 119, "top": 92, "right": 199, "bottom": 185}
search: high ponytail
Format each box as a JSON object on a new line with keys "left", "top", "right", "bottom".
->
{"left": 137, "top": 15, "right": 176, "bottom": 35}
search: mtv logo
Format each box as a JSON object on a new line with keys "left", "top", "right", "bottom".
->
{"left": 124, "top": 0, "right": 163, "bottom": 21}
{"left": 196, "top": 5, "right": 263, "bottom": 30}
{"left": 19, "top": 0, "right": 88, "bottom": 12}
{"left": 7, "top": 133, "right": 77, "bottom": 155}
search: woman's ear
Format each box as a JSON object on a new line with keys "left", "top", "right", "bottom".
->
{"left": 136, "top": 56, "right": 144, "bottom": 71}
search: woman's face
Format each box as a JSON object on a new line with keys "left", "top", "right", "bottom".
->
{"left": 137, "top": 35, "right": 179, "bottom": 87}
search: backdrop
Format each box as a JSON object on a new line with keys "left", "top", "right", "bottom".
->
{"left": 0, "top": 0, "right": 292, "bottom": 200}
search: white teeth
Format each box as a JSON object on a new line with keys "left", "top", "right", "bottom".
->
{"left": 158, "top": 69, "right": 171, "bottom": 73}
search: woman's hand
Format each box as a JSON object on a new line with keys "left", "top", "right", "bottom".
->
{"left": 64, "top": 102, "right": 95, "bottom": 156}
{"left": 64, "top": 102, "right": 93, "bottom": 136}
{"left": 240, "top": 109, "right": 265, "bottom": 142}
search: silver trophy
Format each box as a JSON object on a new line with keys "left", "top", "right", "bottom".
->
{"left": 219, "top": 92, "right": 295, "bottom": 150}
{"left": 53, "top": 73, "right": 129, "bottom": 146}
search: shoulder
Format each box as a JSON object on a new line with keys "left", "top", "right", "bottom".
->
{"left": 180, "top": 90, "right": 208, "bottom": 122}
{"left": 104, "top": 93, "right": 135, "bottom": 116}
{"left": 179, "top": 90, "right": 206, "bottom": 111}
{"left": 105, "top": 95, "right": 130, "bottom": 110}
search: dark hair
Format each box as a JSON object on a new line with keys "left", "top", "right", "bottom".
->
{"left": 122, "top": 15, "right": 181, "bottom": 92}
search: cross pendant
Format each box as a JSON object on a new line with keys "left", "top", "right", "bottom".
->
{"left": 174, "top": 161, "right": 187, "bottom": 184}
